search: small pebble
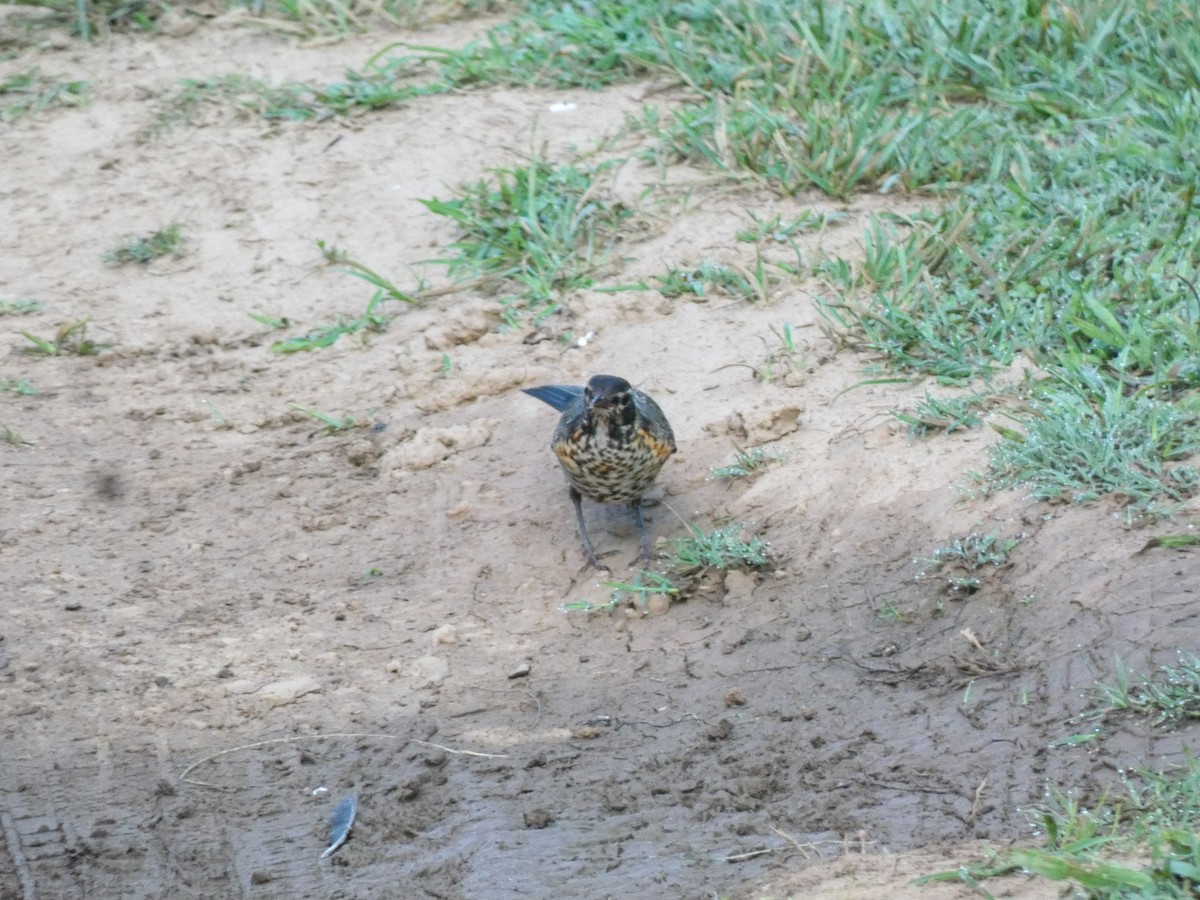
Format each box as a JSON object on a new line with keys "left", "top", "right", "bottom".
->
{"left": 508, "top": 662, "right": 531, "bottom": 679}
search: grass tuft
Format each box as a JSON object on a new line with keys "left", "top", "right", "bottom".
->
{"left": 419, "top": 157, "right": 634, "bottom": 322}
{"left": 986, "top": 368, "right": 1200, "bottom": 509}
{"left": 0, "top": 378, "right": 36, "bottom": 396}
{"left": 1087, "top": 653, "right": 1200, "bottom": 730}
{"left": 0, "top": 299, "right": 43, "bottom": 317}
{"left": 666, "top": 523, "right": 771, "bottom": 571}
{"left": 19, "top": 320, "right": 106, "bottom": 356}
{"left": 920, "top": 530, "right": 1022, "bottom": 596}
{"left": 1, "top": 69, "right": 89, "bottom": 122}
{"left": 290, "top": 403, "right": 363, "bottom": 434}
{"left": 710, "top": 446, "right": 783, "bottom": 481}
{"left": 104, "top": 224, "right": 184, "bottom": 266}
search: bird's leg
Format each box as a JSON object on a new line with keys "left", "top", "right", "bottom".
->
{"left": 570, "top": 487, "right": 609, "bottom": 571}
{"left": 630, "top": 498, "right": 655, "bottom": 566}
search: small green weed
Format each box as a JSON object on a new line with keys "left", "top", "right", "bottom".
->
{"left": 231, "top": 0, "right": 464, "bottom": 36}
{"left": 736, "top": 210, "right": 845, "bottom": 244}
{"left": 0, "top": 298, "right": 42, "bottom": 316}
{"left": 270, "top": 291, "right": 391, "bottom": 353}
{"left": 754, "top": 322, "right": 807, "bottom": 383}
{"left": 104, "top": 224, "right": 184, "bottom": 266}
{"left": 248, "top": 313, "right": 292, "bottom": 330}
{"left": 894, "top": 389, "right": 1000, "bottom": 437}
{"left": 875, "top": 596, "right": 909, "bottom": 623}
{"left": 666, "top": 523, "right": 770, "bottom": 571}
{"left": 561, "top": 571, "right": 679, "bottom": 615}
{"left": 29, "top": 0, "right": 166, "bottom": 37}
{"left": 1, "top": 69, "right": 88, "bottom": 122}
{"left": 316, "top": 240, "right": 415, "bottom": 305}
{"left": 0, "top": 378, "right": 35, "bottom": 396}
{"left": 1087, "top": 653, "right": 1200, "bottom": 730}
{"left": 290, "top": 403, "right": 362, "bottom": 434}
{"left": 654, "top": 260, "right": 763, "bottom": 303}
{"left": 711, "top": 446, "right": 783, "bottom": 481}
{"left": 20, "top": 320, "right": 105, "bottom": 356}
{"left": 1136, "top": 534, "right": 1200, "bottom": 553}
{"left": 921, "top": 531, "right": 1021, "bottom": 596}
{"left": 419, "top": 157, "right": 634, "bottom": 321}
{"left": 269, "top": 245, "right": 411, "bottom": 353}
{"left": 1, "top": 422, "right": 30, "bottom": 445}
{"left": 151, "top": 64, "right": 441, "bottom": 133}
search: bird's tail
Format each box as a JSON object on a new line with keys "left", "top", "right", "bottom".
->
{"left": 521, "top": 384, "right": 584, "bottom": 412}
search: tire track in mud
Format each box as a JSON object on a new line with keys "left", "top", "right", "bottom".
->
{"left": 0, "top": 732, "right": 229, "bottom": 899}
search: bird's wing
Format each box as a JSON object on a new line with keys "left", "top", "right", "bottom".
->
{"left": 522, "top": 384, "right": 584, "bottom": 412}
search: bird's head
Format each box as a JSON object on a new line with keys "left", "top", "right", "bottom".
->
{"left": 584, "top": 375, "right": 635, "bottom": 421}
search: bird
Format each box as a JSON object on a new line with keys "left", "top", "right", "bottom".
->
{"left": 523, "top": 374, "right": 676, "bottom": 570}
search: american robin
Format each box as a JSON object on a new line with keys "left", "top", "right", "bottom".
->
{"left": 523, "top": 374, "right": 676, "bottom": 570}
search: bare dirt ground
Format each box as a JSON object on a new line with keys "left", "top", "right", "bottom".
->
{"left": 2, "top": 11, "right": 1199, "bottom": 900}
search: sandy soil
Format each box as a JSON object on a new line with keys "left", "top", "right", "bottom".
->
{"left": 2, "top": 10, "right": 1198, "bottom": 899}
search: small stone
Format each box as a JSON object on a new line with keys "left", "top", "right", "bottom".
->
{"left": 259, "top": 675, "right": 321, "bottom": 707}
{"left": 431, "top": 624, "right": 458, "bottom": 646}
{"left": 523, "top": 808, "right": 554, "bottom": 829}
{"left": 508, "top": 662, "right": 531, "bottom": 679}
{"left": 723, "top": 689, "right": 747, "bottom": 708}
{"left": 706, "top": 719, "right": 733, "bottom": 741}
{"left": 386, "top": 659, "right": 403, "bottom": 674}
{"left": 646, "top": 594, "right": 671, "bottom": 616}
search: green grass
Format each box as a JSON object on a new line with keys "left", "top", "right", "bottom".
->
{"left": 374, "top": 0, "right": 1196, "bottom": 514}
{"left": 0, "top": 68, "right": 88, "bottom": 122}
{"left": 234, "top": 0, "right": 490, "bottom": 36}
{"left": 1, "top": 422, "right": 31, "bottom": 445}
{"left": 654, "top": 259, "right": 766, "bottom": 303}
{"left": 265, "top": 243, "right": 413, "bottom": 353}
{"left": 104, "top": 224, "right": 184, "bottom": 266}
{"left": 710, "top": 445, "right": 782, "bottom": 481}
{"left": 894, "top": 388, "right": 1002, "bottom": 437}
{"left": 150, "top": 68, "right": 439, "bottom": 132}
{"left": 0, "top": 378, "right": 36, "bottom": 396}
{"left": 1086, "top": 654, "right": 1200, "bottom": 731}
{"left": 665, "top": 523, "right": 770, "bottom": 571}
{"left": 985, "top": 368, "right": 1200, "bottom": 510}
{"left": 290, "top": 403, "right": 363, "bottom": 434}
{"left": 269, "top": 292, "right": 391, "bottom": 353}
{"left": 928, "top": 760, "right": 1200, "bottom": 898}
{"left": 736, "top": 210, "right": 846, "bottom": 245}
{"left": 925, "top": 655, "right": 1200, "bottom": 896}
{"left": 19, "top": 319, "right": 105, "bottom": 356}
{"left": 419, "top": 157, "right": 635, "bottom": 322}
{"left": 15, "top": 0, "right": 485, "bottom": 39}
{"left": 316, "top": 240, "right": 416, "bottom": 304}
{"left": 0, "top": 299, "right": 42, "bottom": 316}
{"left": 921, "top": 530, "right": 1022, "bottom": 596}
{"left": 561, "top": 570, "right": 678, "bottom": 615}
